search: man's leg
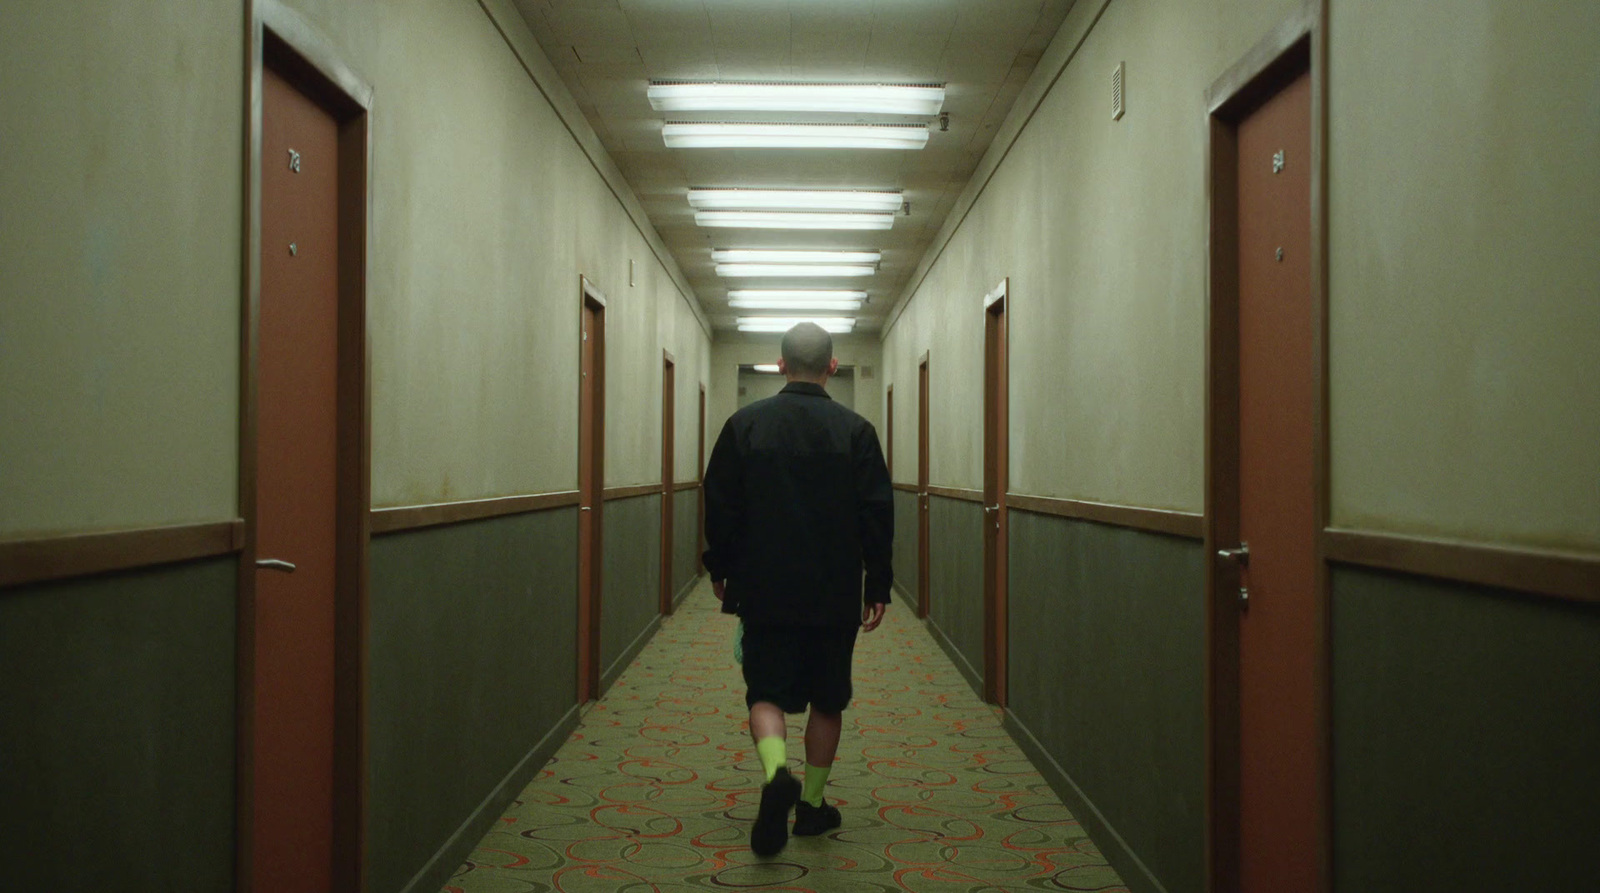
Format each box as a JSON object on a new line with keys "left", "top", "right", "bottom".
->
{"left": 801, "top": 707, "right": 841, "bottom": 807}
{"left": 749, "top": 701, "right": 788, "bottom": 782}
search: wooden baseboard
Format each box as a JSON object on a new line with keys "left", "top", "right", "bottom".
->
{"left": 396, "top": 702, "right": 582, "bottom": 893}
{"left": 1, "top": 520, "right": 245, "bottom": 589}
{"left": 1006, "top": 493, "right": 1204, "bottom": 540}
{"left": 370, "top": 492, "right": 579, "bottom": 535}
{"left": 1323, "top": 527, "right": 1599, "bottom": 603}
{"left": 674, "top": 572, "right": 701, "bottom": 607}
{"left": 600, "top": 613, "right": 664, "bottom": 695}
{"left": 1003, "top": 711, "right": 1170, "bottom": 893}
{"left": 924, "top": 615, "right": 983, "bottom": 700}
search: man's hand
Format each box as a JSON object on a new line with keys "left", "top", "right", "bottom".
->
{"left": 861, "top": 601, "right": 886, "bottom": 632}
{"left": 713, "top": 579, "right": 726, "bottom": 602}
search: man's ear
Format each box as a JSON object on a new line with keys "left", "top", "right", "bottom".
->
{"left": 828, "top": 357, "right": 840, "bottom": 375}
{"left": 777, "top": 358, "right": 789, "bottom": 375}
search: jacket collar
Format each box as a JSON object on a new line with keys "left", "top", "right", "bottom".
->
{"left": 780, "top": 381, "right": 831, "bottom": 399}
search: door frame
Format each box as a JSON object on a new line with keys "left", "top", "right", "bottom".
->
{"left": 885, "top": 384, "right": 894, "bottom": 478}
{"left": 239, "top": 2, "right": 372, "bottom": 890}
{"left": 659, "top": 350, "right": 676, "bottom": 615}
{"left": 576, "top": 275, "right": 608, "bottom": 703}
{"left": 1202, "top": 3, "right": 1329, "bottom": 891}
{"left": 982, "top": 279, "right": 1010, "bottom": 707}
{"left": 697, "top": 382, "right": 707, "bottom": 572}
{"left": 917, "top": 351, "right": 931, "bottom": 619}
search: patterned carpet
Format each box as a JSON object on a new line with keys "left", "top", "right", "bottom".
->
{"left": 445, "top": 579, "right": 1128, "bottom": 892}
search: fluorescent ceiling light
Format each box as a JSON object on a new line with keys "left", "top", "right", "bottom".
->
{"left": 688, "top": 189, "right": 903, "bottom": 213}
{"left": 730, "top": 298, "right": 864, "bottom": 311}
{"left": 730, "top": 289, "right": 869, "bottom": 302}
{"left": 649, "top": 82, "right": 946, "bottom": 116}
{"left": 717, "top": 264, "right": 875, "bottom": 278}
{"left": 714, "top": 251, "right": 879, "bottom": 265}
{"left": 695, "top": 211, "right": 893, "bottom": 230}
{"left": 737, "top": 317, "right": 857, "bottom": 334}
{"left": 663, "top": 122, "right": 928, "bottom": 150}
{"left": 751, "top": 364, "right": 781, "bottom": 373}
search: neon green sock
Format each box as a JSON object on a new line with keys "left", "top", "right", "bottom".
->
{"left": 801, "top": 763, "right": 831, "bottom": 807}
{"left": 756, "top": 737, "right": 787, "bottom": 783}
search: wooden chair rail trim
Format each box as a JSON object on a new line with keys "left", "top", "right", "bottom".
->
{"left": 926, "top": 485, "right": 985, "bottom": 503}
{"left": 1, "top": 520, "right": 246, "bottom": 589}
{"left": 673, "top": 480, "right": 701, "bottom": 493}
{"left": 1322, "top": 527, "right": 1600, "bottom": 603}
{"left": 604, "top": 483, "right": 665, "bottom": 502}
{"left": 891, "top": 482, "right": 921, "bottom": 494}
{"left": 370, "top": 491, "right": 581, "bottom": 534}
{"left": 1006, "top": 493, "right": 1205, "bottom": 540}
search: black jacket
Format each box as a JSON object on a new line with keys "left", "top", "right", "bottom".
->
{"left": 702, "top": 381, "right": 893, "bottom": 627}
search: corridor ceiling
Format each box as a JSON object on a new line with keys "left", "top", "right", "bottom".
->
{"left": 513, "top": 0, "right": 1077, "bottom": 333}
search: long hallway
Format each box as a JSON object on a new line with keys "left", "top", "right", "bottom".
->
{"left": 446, "top": 580, "right": 1127, "bottom": 893}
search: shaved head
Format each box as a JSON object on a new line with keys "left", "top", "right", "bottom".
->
{"left": 780, "top": 323, "right": 834, "bottom": 378}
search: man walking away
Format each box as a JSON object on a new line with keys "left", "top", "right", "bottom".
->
{"left": 702, "top": 322, "right": 894, "bottom": 857}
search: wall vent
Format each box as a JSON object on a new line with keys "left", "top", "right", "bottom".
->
{"left": 1112, "top": 62, "right": 1126, "bottom": 121}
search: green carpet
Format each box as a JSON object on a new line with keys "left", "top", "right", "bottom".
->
{"left": 445, "top": 579, "right": 1128, "bottom": 892}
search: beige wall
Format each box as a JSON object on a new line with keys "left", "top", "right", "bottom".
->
{"left": 883, "top": 0, "right": 1598, "bottom": 550}
{"left": 0, "top": 2, "right": 244, "bottom": 537}
{"left": 1326, "top": 0, "right": 1600, "bottom": 550}
{"left": 709, "top": 333, "right": 883, "bottom": 445}
{"left": 0, "top": 0, "right": 711, "bottom": 537}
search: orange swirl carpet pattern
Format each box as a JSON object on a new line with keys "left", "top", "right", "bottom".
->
{"left": 447, "top": 580, "right": 1128, "bottom": 892}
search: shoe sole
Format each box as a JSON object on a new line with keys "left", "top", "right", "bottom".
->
{"left": 750, "top": 770, "right": 800, "bottom": 856}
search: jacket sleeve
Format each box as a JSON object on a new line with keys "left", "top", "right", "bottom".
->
{"left": 701, "top": 418, "right": 744, "bottom": 585}
{"left": 854, "top": 422, "right": 894, "bottom": 604}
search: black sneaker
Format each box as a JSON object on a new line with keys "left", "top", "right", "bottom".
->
{"left": 750, "top": 767, "right": 800, "bottom": 856}
{"left": 792, "top": 799, "right": 842, "bottom": 836}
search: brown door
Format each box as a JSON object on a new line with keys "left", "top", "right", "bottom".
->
{"left": 697, "top": 383, "right": 706, "bottom": 571}
{"left": 886, "top": 384, "right": 894, "bottom": 478}
{"left": 255, "top": 65, "right": 339, "bottom": 893}
{"left": 659, "top": 353, "right": 675, "bottom": 615}
{"left": 982, "top": 285, "right": 1010, "bottom": 706}
{"left": 917, "top": 356, "right": 930, "bottom": 619}
{"left": 577, "top": 284, "right": 606, "bottom": 702}
{"left": 1233, "top": 70, "right": 1319, "bottom": 892}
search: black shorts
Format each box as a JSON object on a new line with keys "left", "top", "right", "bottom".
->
{"left": 741, "top": 623, "right": 859, "bottom": 715}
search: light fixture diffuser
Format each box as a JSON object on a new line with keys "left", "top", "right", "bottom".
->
{"left": 663, "top": 122, "right": 929, "bottom": 150}
{"left": 688, "top": 189, "right": 903, "bottom": 213}
{"left": 737, "top": 317, "right": 857, "bottom": 334}
{"left": 649, "top": 82, "right": 946, "bottom": 116}
{"left": 717, "top": 264, "right": 875, "bottom": 278}
{"left": 695, "top": 211, "right": 894, "bottom": 230}
{"left": 751, "top": 364, "right": 781, "bottom": 373}
{"left": 714, "top": 251, "right": 879, "bottom": 265}
{"left": 730, "top": 298, "right": 864, "bottom": 311}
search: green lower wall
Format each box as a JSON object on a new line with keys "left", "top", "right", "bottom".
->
{"left": 367, "top": 508, "right": 578, "bottom": 893}
{"left": 673, "top": 487, "right": 700, "bottom": 598}
{"left": 892, "top": 488, "right": 918, "bottom": 603}
{"left": 0, "top": 558, "right": 237, "bottom": 893}
{"left": 601, "top": 493, "right": 662, "bottom": 687}
{"left": 1007, "top": 510, "right": 1206, "bottom": 893}
{"left": 927, "top": 495, "right": 985, "bottom": 691}
{"left": 1331, "top": 567, "right": 1600, "bottom": 893}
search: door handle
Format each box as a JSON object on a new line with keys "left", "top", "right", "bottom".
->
{"left": 581, "top": 506, "right": 592, "bottom": 512}
{"left": 1216, "top": 543, "right": 1249, "bottom": 565}
{"left": 256, "top": 559, "right": 296, "bottom": 573}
